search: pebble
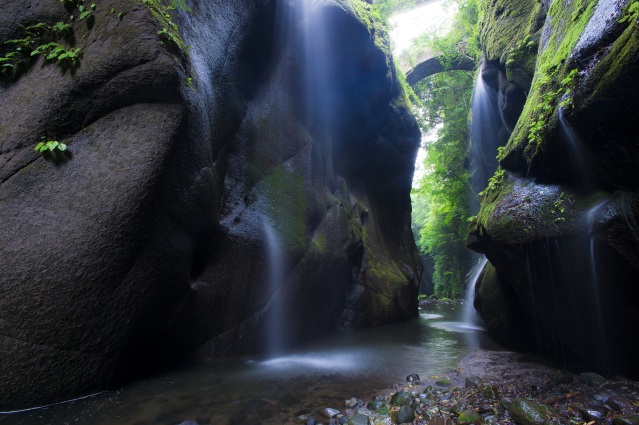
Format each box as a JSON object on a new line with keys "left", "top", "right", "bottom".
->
{"left": 347, "top": 413, "right": 368, "bottom": 425}
{"left": 580, "top": 372, "right": 607, "bottom": 385}
{"left": 614, "top": 416, "right": 639, "bottom": 425}
{"left": 465, "top": 376, "right": 482, "bottom": 388}
{"left": 609, "top": 395, "right": 633, "bottom": 411}
{"left": 390, "top": 391, "right": 413, "bottom": 407}
{"left": 457, "top": 409, "right": 482, "bottom": 424}
{"left": 407, "top": 374, "right": 421, "bottom": 382}
{"left": 345, "top": 398, "right": 358, "bottom": 408}
{"left": 395, "top": 405, "right": 415, "bottom": 424}
{"left": 322, "top": 408, "right": 340, "bottom": 418}
{"left": 552, "top": 370, "right": 574, "bottom": 385}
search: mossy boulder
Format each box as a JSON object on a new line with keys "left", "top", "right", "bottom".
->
{"left": 508, "top": 399, "right": 553, "bottom": 425}
{"left": 471, "top": 0, "right": 639, "bottom": 379}
{"left": 458, "top": 410, "right": 482, "bottom": 425}
{"left": 390, "top": 390, "right": 413, "bottom": 407}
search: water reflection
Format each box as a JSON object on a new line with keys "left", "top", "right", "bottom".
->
{"left": 1, "top": 303, "right": 501, "bottom": 425}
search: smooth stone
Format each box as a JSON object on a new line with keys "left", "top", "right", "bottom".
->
{"left": 370, "top": 415, "right": 393, "bottom": 425}
{"left": 508, "top": 399, "right": 552, "bottom": 425}
{"left": 390, "top": 391, "right": 413, "bottom": 407}
{"left": 614, "top": 416, "right": 639, "bottom": 425}
{"left": 608, "top": 395, "right": 633, "bottom": 411}
{"left": 339, "top": 416, "right": 350, "bottom": 425}
{"left": 450, "top": 402, "right": 465, "bottom": 415}
{"left": 580, "top": 373, "right": 606, "bottom": 385}
{"left": 552, "top": 370, "right": 574, "bottom": 385}
{"left": 347, "top": 414, "right": 369, "bottom": 425}
{"left": 579, "top": 406, "right": 606, "bottom": 421}
{"left": 177, "top": 422, "right": 200, "bottom": 425}
{"left": 500, "top": 397, "right": 513, "bottom": 409}
{"left": 458, "top": 409, "right": 482, "bottom": 424}
{"left": 395, "top": 406, "right": 415, "bottom": 424}
{"left": 367, "top": 400, "right": 385, "bottom": 411}
{"left": 323, "top": 408, "right": 340, "bottom": 419}
{"left": 465, "top": 376, "right": 483, "bottom": 388}
{"left": 346, "top": 398, "right": 358, "bottom": 408}
{"left": 305, "top": 417, "right": 317, "bottom": 425}
{"left": 479, "top": 383, "right": 499, "bottom": 399}
{"left": 593, "top": 392, "right": 612, "bottom": 404}
{"left": 407, "top": 374, "right": 421, "bottom": 382}
{"left": 436, "top": 379, "right": 452, "bottom": 387}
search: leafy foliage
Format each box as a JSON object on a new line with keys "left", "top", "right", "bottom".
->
{"left": 619, "top": 0, "right": 639, "bottom": 24}
{"left": 35, "top": 138, "right": 67, "bottom": 153}
{"left": 372, "top": 0, "right": 417, "bottom": 18}
{"left": 409, "top": 0, "right": 480, "bottom": 298}
{"left": 527, "top": 68, "right": 578, "bottom": 148}
{"left": 411, "top": 70, "right": 476, "bottom": 298}
{"left": 398, "top": 0, "right": 481, "bottom": 70}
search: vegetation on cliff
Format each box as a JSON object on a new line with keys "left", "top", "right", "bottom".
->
{"left": 409, "top": 0, "right": 481, "bottom": 298}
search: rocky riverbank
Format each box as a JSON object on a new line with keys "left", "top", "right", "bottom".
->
{"left": 281, "top": 351, "right": 639, "bottom": 425}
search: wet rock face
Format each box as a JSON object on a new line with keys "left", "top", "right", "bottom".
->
{"left": 0, "top": 0, "right": 421, "bottom": 409}
{"left": 470, "top": 0, "right": 639, "bottom": 378}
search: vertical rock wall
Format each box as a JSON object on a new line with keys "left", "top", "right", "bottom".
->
{"left": 469, "top": 0, "right": 639, "bottom": 378}
{"left": 0, "top": 0, "right": 422, "bottom": 409}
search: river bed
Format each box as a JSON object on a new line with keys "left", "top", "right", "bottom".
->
{"left": 1, "top": 302, "right": 501, "bottom": 425}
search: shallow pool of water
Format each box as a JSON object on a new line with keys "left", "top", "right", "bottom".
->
{"left": 1, "top": 303, "right": 501, "bottom": 425}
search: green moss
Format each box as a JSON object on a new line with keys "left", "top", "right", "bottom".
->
{"left": 473, "top": 170, "right": 514, "bottom": 233}
{"left": 311, "top": 233, "right": 327, "bottom": 253}
{"left": 586, "top": 8, "right": 639, "bottom": 105}
{"left": 479, "top": 0, "right": 544, "bottom": 64}
{"left": 505, "top": 34, "right": 539, "bottom": 89}
{"left": 262, "top": 165, "right": 308, "bottom": 253}
{"left": 502, "top": 0, "right": 596, "bottom": 165}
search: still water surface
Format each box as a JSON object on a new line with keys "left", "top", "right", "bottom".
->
{"left": 1, "top": 303, "right": 501, "bottom": 425}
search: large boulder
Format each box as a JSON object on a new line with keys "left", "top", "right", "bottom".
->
{"left": 0, "top": 0, "right": 421, "bottom": 409}
{"left": 469, "top": 0, "right": 639, "bottom": 378}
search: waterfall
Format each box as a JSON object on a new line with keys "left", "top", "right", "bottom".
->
{"left": 558, "top": 108, "right": 598, "bottom": 191}
{"left": 585, "top": 198, "right": 610, "bottom": 370}
{"left": 462, "top": 256, "right": 487, "bottom": 328}
{"left": 263, "top": 218, "right": 285, "bottom": 356}
{"left": 469, "top": 70, "right": 502, "bottom": 210}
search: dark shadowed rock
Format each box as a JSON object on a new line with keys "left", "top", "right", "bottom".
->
{"left": 0, "top": 0, "right": 421, "bottom": 409}
{"left": 508, "top": 399, "right": 552, "bottom": 425}
{"left": 468, "top": 0, "right": 639, "bottom": 380}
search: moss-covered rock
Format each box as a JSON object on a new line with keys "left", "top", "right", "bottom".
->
{"left": 508, "top": 399, "right": 553, "bottom": 425}
{"left": 471, "top": 0, "right": 639, "bottom": 380}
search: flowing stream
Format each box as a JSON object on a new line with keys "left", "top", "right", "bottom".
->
{"left": 1, "top": 303, "right": 501, "bottom": 425}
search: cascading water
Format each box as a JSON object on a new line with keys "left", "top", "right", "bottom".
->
{"left": 558, "top": 108, "right": 598, "bottom": 191}
{"left": 462, "top": 256, "right": 488, "bottom": 329}
{"left": 464, "top": 69, "right": 502, "bottom": 324}
{"left": 262, "top": 217, "right": 286, "bottom": 356}
{"left": 584, "top": 198, "right": 610, "bottom": 370}
{"left": 469, "top": 70, "right": 503, "bottom": 210}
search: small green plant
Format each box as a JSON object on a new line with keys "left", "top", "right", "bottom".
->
{"left": 496, "top": 146, "right": 505, "bottom": 161}
{"left": 30, "top": 42, "right": 81, "bottom": 65}
{"left": 76, "top": 3, "right": 96, "bottom": 21}
{"left": 619, "top": 1, "right": 639, "bottom": 23}
{"left": 527, "top": 68, "right": 579, "bottom": 147}
{"left": 551, "top": 192, "right": 567, "bottom": 223}
{"left": 35, "top": 137, "right": 67, "bottom": 153}
{"left": 479, "top": 168, "right": 506, "bottom": 196}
